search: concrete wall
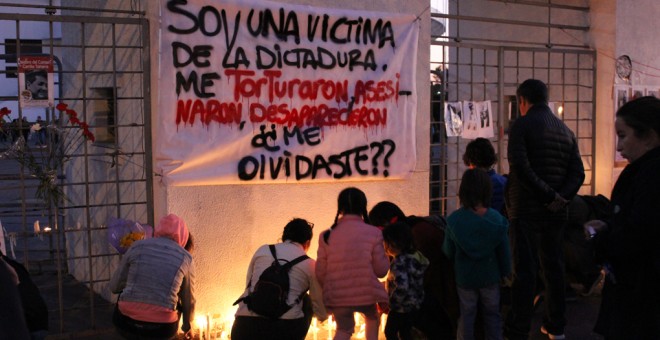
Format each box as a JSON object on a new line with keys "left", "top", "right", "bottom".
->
{"left": 145, "top": 0, "right": 431, "bottom": 320}
{"left": 590, "top": 0, "right": 616, "bottom": 195}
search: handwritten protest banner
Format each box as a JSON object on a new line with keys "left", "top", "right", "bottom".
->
{"left": 156, "top": 0, "right": 419, "bottom": 185}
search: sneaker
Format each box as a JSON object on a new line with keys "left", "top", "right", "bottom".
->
{"left": 540, "top": 326, "right": 565, "bottom": 340}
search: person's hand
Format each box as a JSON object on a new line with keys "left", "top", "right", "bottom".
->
{"left": 546, "top": 193, "right": 569, "bottom": 212}
{"left": 584, "top": 220, "right": 607, "bottom": 240}
{"left": 183, "top": 330, "right": 194, "bottom": 339}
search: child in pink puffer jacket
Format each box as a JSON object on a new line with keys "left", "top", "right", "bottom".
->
{"left": 316, "top": 187, "right": 390, "bottom": 340}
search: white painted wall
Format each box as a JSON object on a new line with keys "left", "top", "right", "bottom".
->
{"left": 590, "top": 0, "right": 616, "bottom": 195}
{"left": 145, "top": 0, "right": 431, "bottom": 319}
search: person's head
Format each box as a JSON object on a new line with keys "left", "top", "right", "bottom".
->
{"left": 334, "top": 187, "right": 370, "bottom": 224}
{"left": 615, "top": 96, "right": 660, "bottom": 163}
{"left": 382, "top": 222, "right": 415, "bottom": 256}
{"left": 459, "top": 168, "right": 492, "bottom": 209}
{"left": 368, "top": 201, "right": 406, "bottom": 228}
{"left": 282, "top": 218, "right": 314, "bottom": 251}
{"left": 463, "top": 137, "right": 497, "bottom": 169}
{"left": 154, "top": 213, "right": 190, "bottom": 248}
{"left": 26, "top": 70, "right": 48, "bottom": 99}
{"left": 516, "top": 79, "right": 548, "bottom": 116}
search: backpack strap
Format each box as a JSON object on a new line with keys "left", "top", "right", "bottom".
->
{"left": 281, "top": 254, "right": 310, "bottom": 306}
{"left": 268, "top": 244, "right": 279, "bottom": 266}
{"left": 270, "top": 244, "right": 310, "bottom": 270}
{"left": 281, "top": 254, "right": 310, "bottom": 270}
{"left": 233, "top": 245, "right": 310, "bottom": 306}
{"left": 233, "top": 244, "right": 280, "bottom": 306}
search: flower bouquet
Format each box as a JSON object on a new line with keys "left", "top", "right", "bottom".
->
{"left": 107, "top": 217, "right": 153, "bottom": 254}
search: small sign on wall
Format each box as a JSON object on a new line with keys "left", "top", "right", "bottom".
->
{"left": 18, "top": 56, "right": 54, "bottom": 109}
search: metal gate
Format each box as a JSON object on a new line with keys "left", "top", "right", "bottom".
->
{"left": 429, "top": 42, "right": 596, "bottom": 215}
{"left": 0, "top": 3, "right": 152, "bottom": 337}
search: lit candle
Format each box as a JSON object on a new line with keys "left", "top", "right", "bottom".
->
{"left": 312, "top": 317, "right": 318, "bottom": 340}
{"left": 327, "top": 315, "right": 333, "bottom": 339}
{"left": 206, "top": 314, "right": 210, "bottom": 340}
{"left": 195, "top": 315, "right": 207, "bottom": 340}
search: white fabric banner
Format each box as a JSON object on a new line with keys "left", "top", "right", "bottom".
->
{"left": 157, "top": 0, "right": 419, "bottom": 186}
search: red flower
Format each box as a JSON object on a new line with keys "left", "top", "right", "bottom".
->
{"left": 53, "top": 102, "right": 96, "bottom": 143}
{"left": 83, "top": 130, "right": 96, "bottom": 142}
{"left": 66, "top": 109, "right": 77, "bottom": 119}
{"left": 0, "top": 107, "right": 11, "bottom": 121}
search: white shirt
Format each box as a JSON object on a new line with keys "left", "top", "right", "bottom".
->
{"left": 235, "top": 241, "right": 327, "bottom": 320}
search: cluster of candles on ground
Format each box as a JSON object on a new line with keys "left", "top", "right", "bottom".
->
{"left": 191, "top": 312, "right": 388, "bottom": 339}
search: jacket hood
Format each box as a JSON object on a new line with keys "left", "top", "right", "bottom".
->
{"left": 410, "top": 251, "right": 430, "bottom": 271}
{"left": 154, "top": 214, "right": 189, "bottom": 248}
{"left": 447, "top": 208, "right": 508, "bottom": 260}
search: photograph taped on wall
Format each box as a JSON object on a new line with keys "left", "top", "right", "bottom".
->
{"left": 614, "top": 85, "right": 629, "bottom": 112}
{"left": 18, "top": 56, "right": 54, "bottom": 109}
{"left": 632, "top": 86, "right": 645, "bottom": 100}
{"left": 476, "top": 100, "right": 494, "bottom": 138}
{"left": 459, "top": 100, "right": 494, "bottom": 140}
{"left": 444, "top": 102, "right": 463, "bottom": 137}
{"left": 613, "top": 85, "right": 630, "bottom": 167}
{"left": 646, "top": 87, "right": 659, "bottom": 98}
{"left": 462, "top": 101, "right": 478, "bottom": 139}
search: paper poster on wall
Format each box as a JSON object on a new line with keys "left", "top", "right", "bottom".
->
{"left": 631, "top": 86, "right": 645, "bottom": 100}
{"left": 156, "top": 0, "right": 419, "bottom": 186}
{"left": 548, "top": 102, "right": 556, "bottom": 116}
{"left": 476, "top": 100, "right": 494, "bottom": 138}
{"left": 461, "top": 101, "right": 478, "bottom": 139}
{"left": 444, "top": 102, "right": 463, "bottom": 137}
{"left": 461, "top": 101, "right": 493, "bottom": 139}
{"left": 18, "top": 56, "right": 54, "bottom": 109}
{"left": 613, "top": 85, "right": 630, "bottom": 167}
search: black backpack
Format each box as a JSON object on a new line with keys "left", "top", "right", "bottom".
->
{"left": 233, "top": 245, "right": 309, "bottom": 319}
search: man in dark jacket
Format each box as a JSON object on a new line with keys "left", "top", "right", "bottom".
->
{"left": 504, "top": 79, "right": 585, "bottom": 340}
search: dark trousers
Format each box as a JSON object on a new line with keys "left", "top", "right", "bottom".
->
{"left": 385, "top": 310, "right": 415, "bottom": 340}
{"left": 505, "top": 217, "right": 567, "bottom": 338}
{"left": 231, "top": 316, "right": 311, "bottom": 340}
{"left": 231, "top": 294, "right": 312, "bottom": 340}
{"left": 113, "top": 305, "right": 179, "bottom": 340}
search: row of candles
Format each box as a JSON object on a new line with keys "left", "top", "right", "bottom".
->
{"left": 192, "top": 312, "right": 388, "bottom": 339}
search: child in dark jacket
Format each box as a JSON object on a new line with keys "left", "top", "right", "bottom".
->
{"left": 382, "top": 222, "right": 429, "bottom": 340}
{"left": 442, "top": 168, "right": 511, "bottom": 340}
